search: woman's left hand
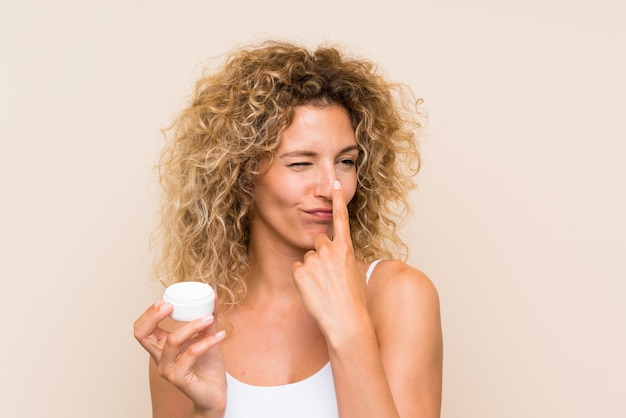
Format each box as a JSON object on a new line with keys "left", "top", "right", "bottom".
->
{"left": 292, "top": 180, "right": 370, "bottom": 342}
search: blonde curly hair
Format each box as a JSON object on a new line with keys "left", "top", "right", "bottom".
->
{"left": 156, "top": 40, "right": 423, "bottom": 309}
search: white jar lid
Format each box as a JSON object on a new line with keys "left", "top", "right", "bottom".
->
{"left": 163, "top": 281, "right": 215, "bottom": 306}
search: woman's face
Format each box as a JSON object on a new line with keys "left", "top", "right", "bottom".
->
{"left": 251, "top": 104, "right": 359, "bottom": 253}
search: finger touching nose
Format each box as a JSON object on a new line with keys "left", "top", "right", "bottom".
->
{"left": 314, "top": 166, "right": 337, "bottom": 198}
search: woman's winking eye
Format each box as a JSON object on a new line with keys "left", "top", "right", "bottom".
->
{"left": 286, "top": 161, "right": 313, "bottom": 169}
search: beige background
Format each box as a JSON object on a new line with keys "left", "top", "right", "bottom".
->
{"left": 1, "top": 0, "right": 624, "bottom": 417}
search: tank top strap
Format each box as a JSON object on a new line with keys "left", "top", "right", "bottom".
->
{"left": 365, "top": 259, "right": 382, "bottom": 284}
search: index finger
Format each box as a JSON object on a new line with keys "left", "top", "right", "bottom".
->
{"left": 331, "top": 179, "right": 352, "bottom": 244}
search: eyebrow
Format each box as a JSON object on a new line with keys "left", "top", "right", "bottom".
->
{"left": 278, "top": 145, "right": 359, "bottom": 159}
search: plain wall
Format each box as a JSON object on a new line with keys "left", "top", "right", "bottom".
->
{"left": 1, "top": 1, "right": 624, "bottom": 417}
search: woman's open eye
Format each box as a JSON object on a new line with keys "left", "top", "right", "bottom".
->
{"left": 338, "top": 158, "right": 356, "bottom": 167}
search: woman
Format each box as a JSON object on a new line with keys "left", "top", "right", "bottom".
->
{"left": 134, "top": 40, "right": 443, "bottom": 418}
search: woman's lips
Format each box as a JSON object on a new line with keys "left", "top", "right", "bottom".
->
{"left": 305, "top": 208, "right": 333, "bottom": 220}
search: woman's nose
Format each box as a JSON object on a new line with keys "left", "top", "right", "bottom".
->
{"left": 314, "top": 165, "right": 336, "bottom": 199}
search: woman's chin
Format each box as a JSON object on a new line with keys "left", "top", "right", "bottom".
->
{"left": 297, "top": 230, "right": 331, "bottom": 250}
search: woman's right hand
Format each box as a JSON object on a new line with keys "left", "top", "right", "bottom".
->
{"left": 133, "top": 299, "right": 227, "bottom": 417}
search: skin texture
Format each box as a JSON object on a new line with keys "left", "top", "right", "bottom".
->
{"left": 134, "top": 105, "right": 443, "bottom": 418}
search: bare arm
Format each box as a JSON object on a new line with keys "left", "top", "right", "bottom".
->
{"left": 293, "top": 180, "right": 443, "bottom": 417}
{"left": 134, "top": 302, "right": 227, "bottom": 418}
{"left": 149, "top": 357, "right": 195, "bottom": 418}
{"left": 325, "top": 260, "right": 442, "bottom": 418}
{"left": 372, "top": 261, "right": 443, "bottom": 417}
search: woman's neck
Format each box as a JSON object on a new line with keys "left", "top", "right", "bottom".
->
{"left": 245, "top": 236, "right": 307, "bottom": 301}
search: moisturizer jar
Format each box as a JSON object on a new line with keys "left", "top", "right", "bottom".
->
{"left": 163, "top": 281, "right": 215, "bottom": 322}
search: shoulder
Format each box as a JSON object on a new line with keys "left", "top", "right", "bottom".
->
{"left": 366, "top": 259, "right": 441, "bottom": 336}
{"left": 368, "top": 259, "right": 439, "bottom": 305}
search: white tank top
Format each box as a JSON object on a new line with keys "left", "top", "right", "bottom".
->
{"left": 223, "top": 260, "right": 382, "bottom": 418}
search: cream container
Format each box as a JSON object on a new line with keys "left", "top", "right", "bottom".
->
{"left": 163, "top": 281, "right": 215, "bottom": 322}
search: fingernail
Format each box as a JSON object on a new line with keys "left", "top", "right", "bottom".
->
{"left": 200, "top": 315, "right": 214, "bottom": 323}
{"left": 332, "top": 179, "right": 341, "bottom": 190}
{"left": 159, "top": 302, "right": 172, "bottom": 312}
{"left": 153, "top": 299, "right": 163, "bottom": 308}
{"left": 215, "top": 330, "right": 226, "bottom": 339}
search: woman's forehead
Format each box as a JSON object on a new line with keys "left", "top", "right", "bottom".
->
{"left": 276, "top": 105, "right": 357, "bottom": 152}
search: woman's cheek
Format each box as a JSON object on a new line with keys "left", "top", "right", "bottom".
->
{"left": 339, "top": 173, "right": 358, "bottom": 204}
